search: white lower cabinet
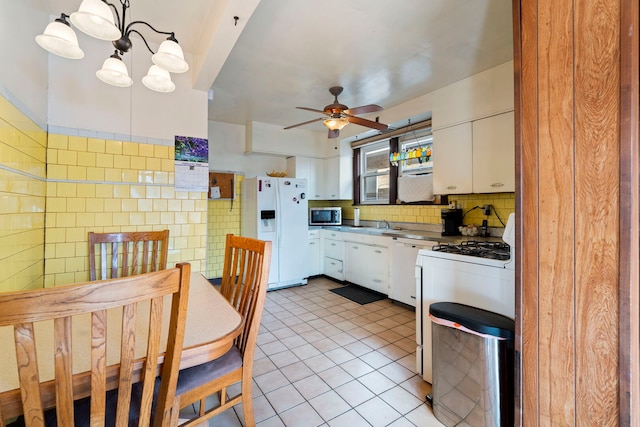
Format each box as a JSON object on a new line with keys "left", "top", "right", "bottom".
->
{"left": 308, "top": 230, "right": 321, "bottom": 276}
{"left": 389, "top": 238, "right": 437, "bottom": 306}
{"left": 344, "top": 235, "right": 390, "bottom": 295}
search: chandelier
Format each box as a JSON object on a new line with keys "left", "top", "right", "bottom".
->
{"left": 36, "top": 0, "right": 189, "bottom": 93}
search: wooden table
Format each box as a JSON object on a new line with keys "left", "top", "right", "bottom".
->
{"left": 0, "top": 273, "right": 243, "bottom": 417}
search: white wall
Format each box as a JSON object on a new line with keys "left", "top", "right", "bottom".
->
{"left": 208, "top": 121, "right": 286, "bottom": 178}
{"left": 0, "top": 0, "right": 49, "bottom": 127}
{"left": 46, "top": 22, "right": 208, "bottom": 141}
{"left": 245, "top": 121, "right": 325, "bottom": 157}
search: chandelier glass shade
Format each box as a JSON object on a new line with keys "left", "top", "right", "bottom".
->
{"left": 35, "top": 17, "right": 84, "bottom": 59}
{"left": 142, "top": 65, "right": 175, "bottom": 92}
{"left": 70, "top": 0, "right": 120, "bottom": 41}
{"left": 36, "top": 0, "right": 189, "bottom": 93}
{"left": 96, "top": 52, "right": 133, "bottom": 87}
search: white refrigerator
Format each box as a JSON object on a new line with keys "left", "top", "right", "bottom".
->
{"left": 241, "top": 177, "right": 309, "bottom": 290}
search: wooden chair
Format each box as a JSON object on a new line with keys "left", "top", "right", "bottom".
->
{"left": 173, "top": 234, "right": 272, "bottom": 427}
{"left": 0, "top": 262, "right": 191, "bottom": 427}
{"left": 89, "top": 230, "right": 169, "bottom": 281}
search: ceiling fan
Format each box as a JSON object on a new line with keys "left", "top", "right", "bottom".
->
{"left": 284, "top": 86, "right": 389, "bottom": 139}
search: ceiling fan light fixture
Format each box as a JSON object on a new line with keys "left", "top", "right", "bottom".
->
{"left": 96, "top": 53, "right": 133, "bottom": 87}
{"left": 323, "top": 117, "right": 349, "bottom": 131}
{"left": 35, "top": 16, "right": 84, "bottom": 59}
{"left": 70, "top": 0, "right": 120, "bottom": 41}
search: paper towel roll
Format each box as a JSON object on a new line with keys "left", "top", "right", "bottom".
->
{"left": 354, "top": 208, "right": 360, "bottom": 226}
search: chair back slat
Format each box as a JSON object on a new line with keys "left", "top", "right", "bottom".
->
{"left": 89, "top": 230, "right": 169, "bottom": 281}
{"left": 0, "top": 263, "right": 191, "bottom": 427}
{"left": 53, "top": 317, "right": 73, "bottom": 424}
{"left": 90, "top": 310, "right": 107, "bottom": 422}
{"left": 14, "top": 323, "right": 43, "bottom": 426}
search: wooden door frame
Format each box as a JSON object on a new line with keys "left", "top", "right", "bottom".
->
{"left": 618, "top": 0, "right": 639, "bottom": 425}
{"left": 513, "top": 0, "right": 639, "bottom": 424}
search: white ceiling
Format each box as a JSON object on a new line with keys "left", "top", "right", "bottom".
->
{"left": 43, "top": 0, "right": 513, "bottom": 135}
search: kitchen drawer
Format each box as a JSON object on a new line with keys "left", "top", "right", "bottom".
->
{"left": 324, "top": 257, "right": 344, "bottom": 281}
{"left": 321, "top": 229, "right": 343, "bottom": 240}
{"left": 308, "top": 229, "right": 321, "bottom": 238}
{"left": 342, "top": 232, "right": 389, "bottom": 247}
{"left": 324, "top": 238, "right": 344, "bottom": 260}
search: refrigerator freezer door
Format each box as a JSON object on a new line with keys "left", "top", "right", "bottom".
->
{"left": 242, "top": 177, "right": 279, "bottom": 285}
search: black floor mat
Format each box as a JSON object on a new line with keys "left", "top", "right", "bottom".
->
{"left": 330, "top": 285, "right": 386, "bottom": 305}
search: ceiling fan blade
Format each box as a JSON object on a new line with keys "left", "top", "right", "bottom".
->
{"left": 344, "top": 104, "right": 383, "bottom": 115}
{"left": 346, "top": 115, "right": 389, "bottom": 131}
{"left": 328, "top": 129, "right": 340, "bottom": 139}
{"left": 284, "top": 117, "right": 324, "bottom": 130}
{"left": 296, "top": 106, "right": 328, "bottom": 114}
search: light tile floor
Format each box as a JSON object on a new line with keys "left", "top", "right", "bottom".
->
{"left": 180, "top": 277, "right": 445, "bottom": 427}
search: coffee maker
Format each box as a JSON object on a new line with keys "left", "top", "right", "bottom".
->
{"left": 441, "top": 208, "right": 463, "bottom": 236}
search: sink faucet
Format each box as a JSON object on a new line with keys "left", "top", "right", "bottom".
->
{"left": 379, "top": 219, "right": 390, "bottom": 229}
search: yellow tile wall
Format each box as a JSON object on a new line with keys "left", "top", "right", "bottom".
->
{"left": 0, "top": 96, "right": 47, "bottom": 292}
{"left": 311, "top": 192, "right": 515, "bottom": 229}
{"left": 45, "top": 134, "right": 208, "bottom": 287}
{"left": 206, "top": 176, "right": 243, "bottom": 278}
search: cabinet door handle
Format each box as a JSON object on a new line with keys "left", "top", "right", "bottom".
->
{"left": 490, "top": 182, "right": 504, "bottom": 187}
{"left": 446, "top": 185, "right": 457, "bottom": 190}
{"left": 331, "top": 243, "right": 336, "bottom": 246}
{"left": 352, "top": 246, "right": 358, "bottom": 249}
{"left": 309, "top": 242, "right": 316, "bottom": 245}
{"left": 374, "top": 250, "right": 382, "bottom": 254}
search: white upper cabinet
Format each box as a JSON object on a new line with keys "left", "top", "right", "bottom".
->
{"left": 431, "top": 61, "right": 514, "bottom": 130}
{"left": 287, "top": 156, "right": 352, "bottom": 200}
{"left": 287, "top": 156, "right": 325, "bottom": 199}
{"left": 324, "top": 156, "right": 352, "bottom": 200}
{"left": 472, "top": 111, "right": 515, "bottom": 193}
{"left": 432, "top": 122, "right": 473, "bottom": 195}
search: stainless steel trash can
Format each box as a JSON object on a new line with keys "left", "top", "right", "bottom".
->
{"left": 429, "top": 302, "right": 514, "bottom": 427}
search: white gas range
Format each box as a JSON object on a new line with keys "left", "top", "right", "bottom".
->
{"left": 415, "top": 213, "right": 516, "bottom": 383}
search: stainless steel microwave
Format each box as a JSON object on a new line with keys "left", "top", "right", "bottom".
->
{"left": 309, "top": 207, "right": 342, "bottom": 226}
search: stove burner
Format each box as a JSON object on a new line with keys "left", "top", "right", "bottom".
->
{"left": 432, "top": 241, "right": 511, "bottom": 261}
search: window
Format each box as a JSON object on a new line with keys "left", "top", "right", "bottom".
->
{"left": 360, "top": 141, "right": 390, "bottom": 204}
{"left": 352, "top": 119, "right": 435, "bottom": 205}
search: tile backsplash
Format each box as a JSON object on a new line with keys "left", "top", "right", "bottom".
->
{"left": 311, "top": 192, "right": 515, "bottom": 230}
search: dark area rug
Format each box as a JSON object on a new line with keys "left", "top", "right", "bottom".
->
{"left": 330, "top": 285, "right": 386, "bottom": 305}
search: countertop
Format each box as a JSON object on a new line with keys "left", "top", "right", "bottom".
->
{"left": 319, "top": 225, "right": 504, "bottom": 244}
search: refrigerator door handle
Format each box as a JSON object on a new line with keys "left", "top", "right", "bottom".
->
{"left": 274, "top": 181, "right": 281, "bottom": 250}
{"left": 415, "top": 264, "right": 423, "bottom": 345}
{"left": 415, "top": 263, "right": 423, "bottom": 376}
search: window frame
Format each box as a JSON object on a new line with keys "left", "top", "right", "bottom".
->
{"left": 352, "top": 119, "right": 438, "bottom": 206}
{"left": 358, "top": 140, "right": 392, "bottom": 205}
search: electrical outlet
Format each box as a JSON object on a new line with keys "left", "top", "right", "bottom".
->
{"left": 482, "top": 204, "right": 492, "bottom": 216}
